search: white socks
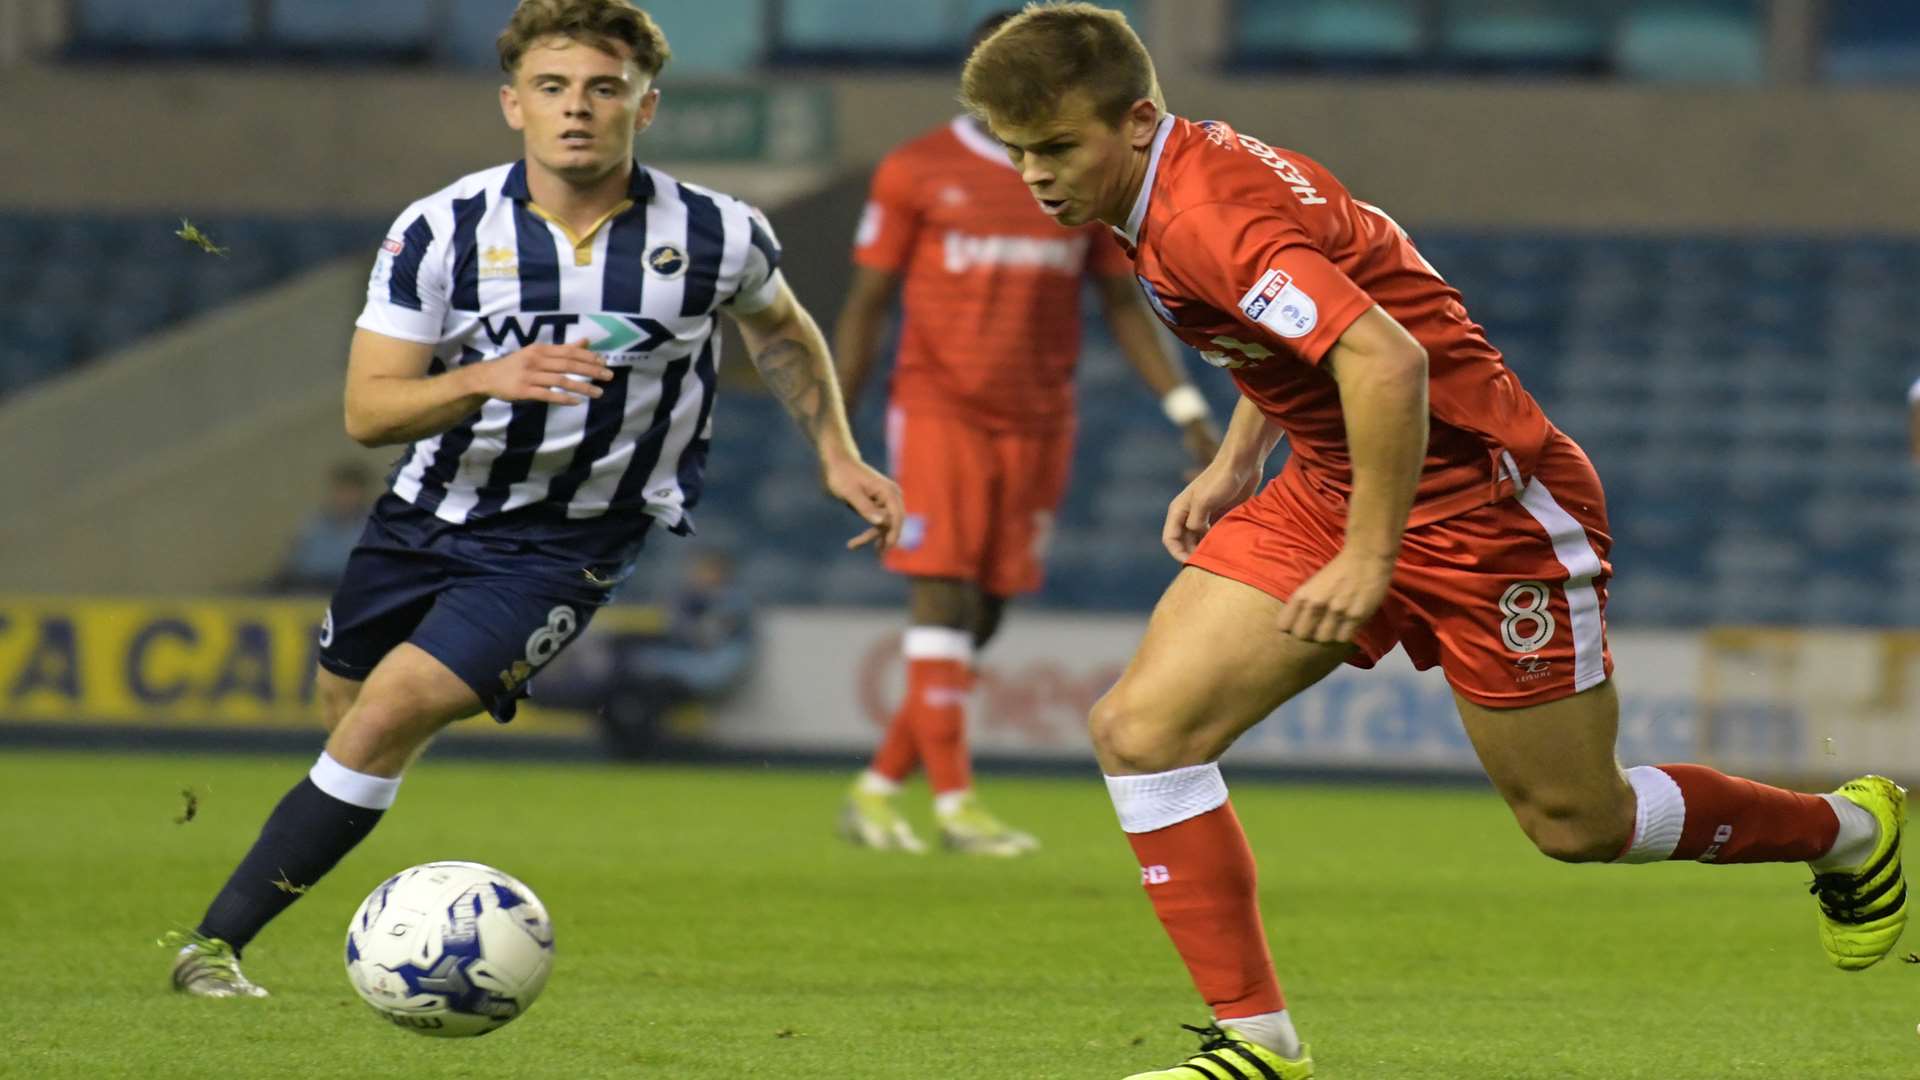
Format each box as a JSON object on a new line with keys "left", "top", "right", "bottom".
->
{"left": 933, "top": 790, "right": 971, "bottom": 818}
{"left": 857, "top": 769, "right": 901, "bottom": 797}
{"left": 1221, "top": 1010, "right": 1303, "bottom": 1060}
{"left": 1104, "top": 763, "right": 1229, "bottom": 834}
{"left": 1811, "top": 794, "right": 1880, "bottom": 872}
{"left": 308, "top": 752, "right": 402, "bottom": 810}
{"left": 1614, "top": 765, "right": 1685, "bottom": 863}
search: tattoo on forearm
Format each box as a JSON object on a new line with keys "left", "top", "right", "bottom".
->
{"left": 753, "top": 338, "right": 832, "bottom": 442}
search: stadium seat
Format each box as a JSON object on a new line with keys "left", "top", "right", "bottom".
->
{"left": 1824, "top": 0, "right": 1920, "bottom": 82}
{"left": 268, "top": 1, "right": 432, "bottom": 51}
{"left": 1232, "top": 0, "right": 1427, "bottom": 66}
{"left": 641, "top": 0, "right": 765, "bottom": 74}
{"left": 73, "top": 0, "right": 252, "bottom": 47}
{"left": 1616, "top": 2, "right": 1764, "bottom": 83}
{"left": 436, "top": 0, "right": 522, "bottom": 69}
{"left": 778, "top": 0, "right": 954, "bottom": 53}
{"left": 1436, "top": 0, "right": 1612, "bottom": 73}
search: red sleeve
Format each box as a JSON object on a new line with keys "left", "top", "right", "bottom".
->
{"left": 851, "top": 151, "right": 921, "bottom": 272}
{"left": 1160, "top": 201, "right": 1373, "bottom": 365}
{"left": 1083, "top": 224, "right": 1134, "bottom": 278}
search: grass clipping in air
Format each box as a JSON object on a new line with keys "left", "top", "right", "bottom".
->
{"left": 175, "top": 218, "right": 229, "bottom": 257}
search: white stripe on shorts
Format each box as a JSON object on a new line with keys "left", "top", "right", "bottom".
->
{"left": 1505, "top": 452, "right": 1607, "bottom": 692}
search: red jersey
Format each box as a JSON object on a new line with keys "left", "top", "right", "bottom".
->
{"left": 855, "top": 117, "right": 1133, "bottom": 431}
{"left": 1121, "top": 115, "right": 1554, "bottom": 527}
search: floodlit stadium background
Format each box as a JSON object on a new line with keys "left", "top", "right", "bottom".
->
{"left": 2, "top": 1, "right": 1914, "bottom": 779}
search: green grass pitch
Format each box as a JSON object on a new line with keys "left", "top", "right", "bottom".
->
{"left": 3, "top": 749, "right": 1916, "bottom": 1078}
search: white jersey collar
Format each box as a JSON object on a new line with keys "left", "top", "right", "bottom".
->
{"left": 1117, "top": 112, "right": 1176, "bottom": 247}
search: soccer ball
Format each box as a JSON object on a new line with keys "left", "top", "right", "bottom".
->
{"left": 344, "top": 861, "right": 555, "bottom": 1037}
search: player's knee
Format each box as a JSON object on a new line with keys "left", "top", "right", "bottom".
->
{"left": 316, "top": 675, "right": 359, "bottom": 733}
{"left": 329, "top": 689, "right": 462, "bottom": 773}
{"left": 1515, "top": 798, "right": 1632, "bottom": 863}
{"left": 1088, "top": 687, "right": 1190, "bottom": 774}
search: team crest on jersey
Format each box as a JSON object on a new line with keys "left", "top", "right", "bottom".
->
{"left": 1237, "top": 268, "right": 1318, "bottom": 339}
{"left": 647, "top": 244, "right": 688, "bottom": 279}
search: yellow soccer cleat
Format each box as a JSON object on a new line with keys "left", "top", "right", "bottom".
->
{"left": 1123, "top": 1023, "right": 1313, "bottom": 1080}
{"left": 1811, "top": 775, "right": 1908, "bottom": 971}
{"left": 837, "top": 782, "right": 928, "bottom": 854}
{"left": 162, "top": 930, "right": 270, "bottom": 999}
{"left": 935, "top": 794, "right": 1039, "bottom": 857}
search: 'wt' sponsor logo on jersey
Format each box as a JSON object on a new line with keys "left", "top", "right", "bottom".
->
{"left": 480, "top": 313, "right": 674, "bottom": 361}
{"left": 942, "top": 231, "right": 1089, "bottom": 274}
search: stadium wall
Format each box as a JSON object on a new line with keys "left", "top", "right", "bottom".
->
{"left": 2, "top": 598, "right": 1912, "bottom": 785}
{"left": 0, "top": 65, "right": 1915, "bottom": 231}
{"left": 0, "top": 259, "right": 392, "bottom": 593}
{"left": 709, "top": 611, "right": 1920, "bottom": 786}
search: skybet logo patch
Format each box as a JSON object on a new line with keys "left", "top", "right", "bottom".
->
{"left": 1237, "top": 268, "right": 1318, "bottom": 339}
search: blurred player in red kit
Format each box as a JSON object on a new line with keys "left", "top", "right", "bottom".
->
{"left": 961, "top": 5, "right": 1907, "bottom": 1077}
{"left": 834, "top": 11, "right": 1221, "bottom": 858}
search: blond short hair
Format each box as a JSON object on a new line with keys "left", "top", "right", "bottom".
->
{"left": 959, "top": 2, "right": 1163, "bottom": 127}
{"left": 496, "top": 0, "right": 671, "bottom": 79}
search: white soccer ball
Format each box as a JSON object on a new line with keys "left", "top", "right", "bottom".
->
{"left": 344, "top": 860, "right": 555, "bottom": 1037}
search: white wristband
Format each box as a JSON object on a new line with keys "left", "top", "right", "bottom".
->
{"left": 1161, "top": 385, "right": 1211, "bottom": 426}
{"left": 1908, "top": 376, "right": 1920, "bottom": 405}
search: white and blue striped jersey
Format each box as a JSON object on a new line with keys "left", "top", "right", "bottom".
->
{"left": 357, "top": 159, "right": 782, "bottom": 535}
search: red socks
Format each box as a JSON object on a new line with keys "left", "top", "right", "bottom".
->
{"left": 1107, "top": 764, "right": 1286, "bottom": 1019}
{"left": 1617, "top": 764, "right": 1839, "bottom": 863}
{"left": 866, "top": 627, "right": 974, "bottom": 795}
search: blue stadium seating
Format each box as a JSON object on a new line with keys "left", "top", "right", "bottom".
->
{"left": 74, "top": 0, "right": 252, "bottom": 48}
{"left": 2, "top": 214, "right": 1913, "bottom": 627}
{"left": 1615, "top": 1, "right": 1765, "bottom": 83}
{"left": 0, "top": 214, "right": 376, "bottom": 398}
{"left": 1825, "top": 0, "right": 1920, "bottom": 82}
{"left": 269, "top": 0, "right": 432, "bottom": 52}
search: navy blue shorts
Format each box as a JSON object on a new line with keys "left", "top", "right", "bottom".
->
{"left": 318, "top": 495, "right": 648, "bottom": 722}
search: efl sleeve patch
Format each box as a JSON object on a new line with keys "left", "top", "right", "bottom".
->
{"left": 1236, "top": 268, "right": 1317, "bottom": 339}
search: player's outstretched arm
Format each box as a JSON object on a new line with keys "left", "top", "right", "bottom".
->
{"left": 831, "top": 266, "right": 902, "bottom": 410}
{"left": 731, "top": 277, "right": 905, "bottom": 551}
{"left": 1274, "top": 305, "right": 1427, "bottom": 644}
{"left": 1093, "top": 273, "right": 1222, "bottom": 469}
{"left": 343, "top": 328, "right": 612, "bottom": 447}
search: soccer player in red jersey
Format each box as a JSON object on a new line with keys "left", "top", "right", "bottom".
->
{"left": 962, "top": 6, "right": 1907, "bottom": 1076}
{"left": 834, "top": 12, "right": 1222, "bottom": 858}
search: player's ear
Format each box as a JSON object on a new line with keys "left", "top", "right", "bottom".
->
{"left": 633, "top": 86, "right": 660, "bottom": 135}
{"left": 1126, "top": 99, "right": 1160, "bottom": 150}
{"left": 500, "top": 82, "right": 525, "bottom": 132}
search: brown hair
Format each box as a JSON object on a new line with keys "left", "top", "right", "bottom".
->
{"left": 959, "top": 2, "right": 1162, "bottom": 128}
{"left": 496, "top": 0, "right": 671, "bottom": 79}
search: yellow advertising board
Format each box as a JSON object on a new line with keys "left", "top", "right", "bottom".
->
{"left": 0, "top": 596, "right": 655, "bottom": 734}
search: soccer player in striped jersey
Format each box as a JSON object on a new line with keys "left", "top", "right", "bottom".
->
{"left": 165, "top": 0, "right": 902, "bottom": 998}
{"left": 963, "top": 7, "right": 1905, "bottom": 1078}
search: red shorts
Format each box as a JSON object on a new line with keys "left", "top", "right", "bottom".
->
{"left": 881, "top": 404, "right": 1075, "bottom": 597}
{"left": 1187, "top": 431, "right": 1614, "bottom": 708}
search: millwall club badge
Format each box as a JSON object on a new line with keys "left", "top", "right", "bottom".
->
{"left": 1237, "top": 268, "right": 1318, "bottom": 339}
{"left": 646, "top": 244, "right": 688, "bottom": 279}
